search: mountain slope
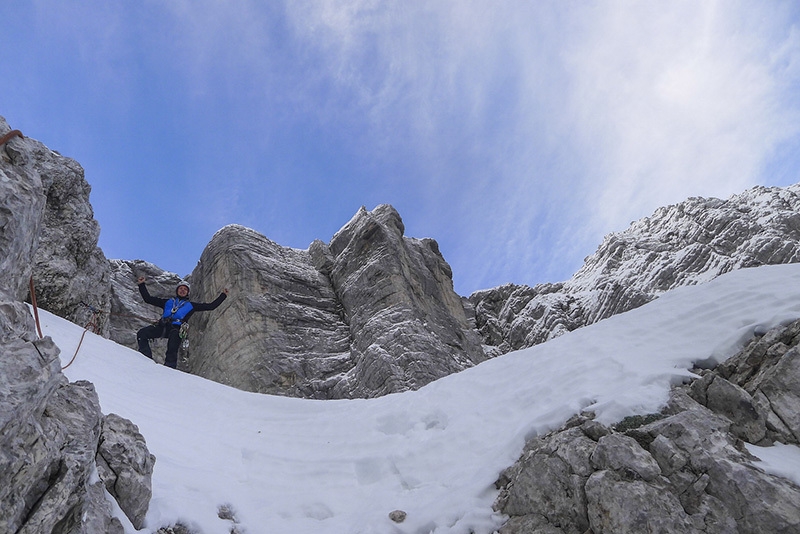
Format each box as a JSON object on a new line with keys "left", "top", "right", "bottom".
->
{"left": 49, "top": 263, "right": 800, "bottom": 533}
{"left": 472, "top": 184, "right": 800, "bottom": 353}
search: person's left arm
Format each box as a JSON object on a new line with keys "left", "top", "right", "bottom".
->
{"left": 190, "top": 288, "right": 229, "bottom": 312}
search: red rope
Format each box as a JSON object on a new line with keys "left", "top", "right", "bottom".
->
{"left": 61, "top": 312, "right": 99, "bottom": 370}
{"left": 0, "top": 129, "right": 23, "bottom": 146}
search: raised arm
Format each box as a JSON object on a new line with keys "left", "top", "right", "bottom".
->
{"left": 137, "top": 276, "right": 168, "bottom": 308}
{"left": 191, "top": 288, "right": 229, "bottom": 312}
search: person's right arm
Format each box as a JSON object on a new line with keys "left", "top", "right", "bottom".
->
{"left": 137, "top": 276, "right": 167, "bottom": 308}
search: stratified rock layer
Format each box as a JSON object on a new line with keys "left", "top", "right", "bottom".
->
{"left": 184, "top": 205, "right": 485, "bottom": 398}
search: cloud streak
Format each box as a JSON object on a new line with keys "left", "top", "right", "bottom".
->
{"left": 273, "top": 1, "right": 800, "bottom": 289}
{"left": 562, "top": 1, "right": 800, "bottom": 233}
{"left": 4, "top": 1, "right": 800, "bottom": 293}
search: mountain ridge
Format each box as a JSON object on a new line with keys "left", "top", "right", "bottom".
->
{"left": 4, "top": 115, "right": 800, "bottom": 532}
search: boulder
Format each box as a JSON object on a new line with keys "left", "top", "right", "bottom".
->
{"left": 97, "top": 413, "right": 156, "bottom": 529}
{"left": 495, "top": 323, "right": 800, "bottom": 534}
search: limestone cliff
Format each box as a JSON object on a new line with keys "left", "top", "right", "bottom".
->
{"left": 0, "top": 117, "right": 154, "bottom": 533}
{"left": 182, "top": 205, "right": 485, "bottom": 399}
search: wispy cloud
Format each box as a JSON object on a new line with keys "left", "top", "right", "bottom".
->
{"left": 272, "top": 1, "right": 800, "bottom": 290}
{"left": 10, "top": 1, "right": 800, "bottom": 293}
{"left": 561, "top": 1, "right": 800, "bottom": 231}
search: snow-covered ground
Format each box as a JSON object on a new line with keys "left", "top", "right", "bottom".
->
{"left": 41, "top": 263, "right": 800, "bottom": 534}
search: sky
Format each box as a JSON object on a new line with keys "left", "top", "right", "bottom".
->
{"left": 3, "top": 1, "right": 800, "bottom": 295}
{"left": 44, "top": 262, "right": 800, "bottom": 533}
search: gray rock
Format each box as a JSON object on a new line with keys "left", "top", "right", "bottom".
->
{"left": 325, "top": 205, "right": 486, "bottom": 397}
{"left": 0, "top": 330, "right": 123, "bottom": 534}
{"left": 690, "top": 373, "right": 767, "bottom": 444}
{"left": 591, "top": 433, "right": 662, "bottom": 482}
{"left": 497, "top": 344, "right": 800, "bottom": 534}
{"left": 0, "top": 119, "right": 45, "bottom": 301}
{"left": 0, "top": 115, "right": 111, "bottom": 334}
{"left": 585, "top": 469, "right": 697, "bottom": 533}
{"left": 97, "top": 413, "right": 156, "bottom": 529}
{"left": 0, "top": 118, "right": 152, "bottom": 534}
{"left": 716, "top": 320, "right": 800, "bottom": 444}
{"left": 183, "top": 224, "right": 353, "bottom": 397}
{"left": 501, "top": 427, "right": 594, "bottom": 533}
{"left": 184, "top": 205, "right": 485, "bottom": 399}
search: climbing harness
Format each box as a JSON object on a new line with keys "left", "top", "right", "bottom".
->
{"left": 161, "top": 297, "right": 192, "bottom": 325}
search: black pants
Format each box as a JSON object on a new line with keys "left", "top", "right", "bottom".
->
{"left": 137, "top": 323, "right": 182, "bottom": 369}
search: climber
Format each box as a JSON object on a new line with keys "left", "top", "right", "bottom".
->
{"left": 135, "top": 276, "right": 228, "bottom": 369}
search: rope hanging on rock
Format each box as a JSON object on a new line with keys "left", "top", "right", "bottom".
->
{"left": 61, "top": 311, "right": 100, "bottom": 370}
{"left": 29, "top": 276, "right": 43, "bottom": 339}
{"left": 0, "top": 129, "right": 23, "bottom": 146}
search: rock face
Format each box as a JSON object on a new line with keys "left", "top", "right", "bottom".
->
{"left": 0, "top": 116, "right": 112, "bottom": 335}
{"left": 472, "top": 185, "right": 800, "bottom": 354}
{"left": 96, "top": 414, "right": 156, "bottom": 529}
{"left": 496, "top": 320, "right": 800, "bottom": 533}
{"left": 0, "top": 118, "right": 154, "bottom": 532}
{"left": 0, "top": 121, "right": 45, "bottom": 302}
{"left": 183, "top": 205, "right": 485, "bottom": 398}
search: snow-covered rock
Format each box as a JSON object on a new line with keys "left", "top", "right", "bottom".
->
{"left": 496, "top": 319, "right": 800, "bottom": 534}
{"left": 472, "top": 185, "right": 800, "bottom": 354}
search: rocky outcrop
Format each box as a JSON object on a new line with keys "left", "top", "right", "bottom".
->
{"left": 180, "top": 224, "right": 353, "bottom": 397}
{"left": 183, "top": 205, "right": 485, "bottom": 399}
{"left": 0, "top": 121, "right": 45, "bottom": 301}
{"left": 0, "top": 118, "right": 154, "bottom": 532}
{"left": 323, "top": 205, "right": 485, "bottom": 397}
{"left": 473, "top": 185, "right": 800, "bottom": 354}
{"left": 0, "top": 293, "right": 152, "bottom": 533}
{"left": 496, "top": 320, "right": 800, "bottom": 533}
{"left": 1, "top": 116, "right": 112, "bottom": 335}
{"left": 96, "top": 414, "right": 156, "bottom": 529}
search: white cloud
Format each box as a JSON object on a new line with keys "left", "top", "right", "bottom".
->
{"left": 274, "top": 2, "right": 800, "bottom": 290}
{"left": 561, "top": 1, "right": 800, "bottom": 234}
{"left": 20, "top": 0, "right": 800, "bottom": 292}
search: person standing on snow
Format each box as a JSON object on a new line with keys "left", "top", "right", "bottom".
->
{"left": 136, "top": 276, "right": 228, "bottom": 369}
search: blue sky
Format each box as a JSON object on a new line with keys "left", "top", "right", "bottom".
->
{"left": 3, "top": 1, "right": 800, "bottom": 295}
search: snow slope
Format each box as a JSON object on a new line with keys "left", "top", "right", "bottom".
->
{"left": 41, "top": 263, "right": 800, "bottom": 534}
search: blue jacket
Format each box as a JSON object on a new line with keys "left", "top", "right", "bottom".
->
{"left": 138, "top": 282, "right": 227, "bottom": 326}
